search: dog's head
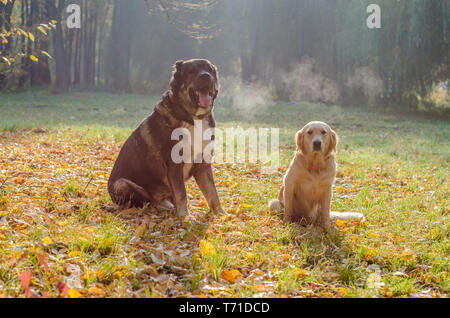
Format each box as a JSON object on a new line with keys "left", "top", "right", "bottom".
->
{"left": 169, "top": 59, "right": 219, "bottom": 117}
{"left": 296, "top": 121, "right": 338, "bottom": 156}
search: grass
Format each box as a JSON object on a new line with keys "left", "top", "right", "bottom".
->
{"left": 0, "top": 90, "right": 448, "bottom": 298}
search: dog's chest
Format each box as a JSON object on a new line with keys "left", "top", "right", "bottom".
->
{"left": 182, "top": 117, "right": 215, "bottom": 180}
{"left": 296, "top": 171, "right": 333, "bottom": 200}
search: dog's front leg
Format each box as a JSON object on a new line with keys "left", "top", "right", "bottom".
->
{"left": 167, "top": 162, "right": 189, "bottom": 217}
{"left": 319, "top": 188, "right": 332, "bottom": 231}
{"left": 193, "top": 164, "right": 223, "bottom": 213}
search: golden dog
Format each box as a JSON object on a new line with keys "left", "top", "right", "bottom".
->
{"left": 269, "top": 121, "right": 364, "bottom": 230}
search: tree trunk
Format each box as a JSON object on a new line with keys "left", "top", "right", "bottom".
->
{"left": 107, "top": 0, "right": 132, "bottom": 92}
{"left": 46, "top": 0, "right": 69, "bottom": 93}
{"left": 73, "top": 28, "right": 82, "bottom": 85}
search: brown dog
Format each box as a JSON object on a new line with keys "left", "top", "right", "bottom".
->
{"left": 269, "top": 121, "right": 364, "bottom": 230}
{"left": 108, "top": 59, "right": 223, "bottom": 217}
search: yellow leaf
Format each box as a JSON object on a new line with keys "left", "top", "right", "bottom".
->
{"left": 96, "top": 269, "right": 106, "bottom": 280}
{"left": 29, "top": 55, "right": 39, "bottom": 62}
{"left": 37, "top": 26, "right": 47, "bottom": 35}
{"left": 135, "top": 223, "right": 147, "bottom": 237}
{"left": 120, "top": 208, "right": 138, "bottom": 215}
{"left": 292, "top": 268, "right": 309, "bottom": 279}
{"left": 42, "top": 236, "right": 53, "bottom": 244}
{"left": 400, "top": 249, "right": 416, "bottom": 261}
{"left": 68, "top": 289, "right": 82, "bottom": 298}
{"left": 68, "top": 251, "right": 82, "bottom": 258}
{"left": 28, "top": 32, "right": 35, "bottom": 42}
{"left": 222, "top": 269, "right": 242, "bottom": 283}
{"left": 337, "top": 287, "right": 349, "bottom": 297}
{"left": 87, "top": 286, "right": 105, "bottom": 296}
{"left": 41, "top": 50, "right": 52, "bottom": 59}
{"left": 364, "top": 248, "right": 376, "bottom": 261}
{"left": 335, "top": 220, "right": 347, "bottom": 228}
{"left": 113, "top": 271, "right": 123, "bottom": 279}
{"left": 253, "top": 285, "right": 265, "bottom": 292}
{"left": 1, "top": 57, "right": 10, "bottom": 66}
{"left": 245, "top": 252, "right": 255, "bottom": 260}
{"left": 199, "top": 240, "right": 215, "bottom": 257}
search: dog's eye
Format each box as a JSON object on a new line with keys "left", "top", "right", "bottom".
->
{"left": 321, "top": 131, "right": 327, "bottom": 135}
{"left": 307, "top": 131, "right": 313, "bottom": 135}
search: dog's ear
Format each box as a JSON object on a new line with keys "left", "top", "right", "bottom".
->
{"left": 295, "top": 129, "right": 306, "bottom": 154}
{"left": 327, "top": 128, "right": 339, "bottom": 156}
{"left": 170, "top": 60, "right": 184, "bottom": 93}
{"left": 213, "top": 65, "right": 220, "bottom": 98}
{"left": 208, "top": 61, "right": 220, "bottom": 99}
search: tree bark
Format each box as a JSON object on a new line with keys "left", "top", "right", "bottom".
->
{"left": 46, "top": 0, "right": 69, "bottom": 93}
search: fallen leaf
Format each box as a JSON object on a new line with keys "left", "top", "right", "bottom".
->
{"left": 222, "top": 269, "right": 242, "bottom": 283}
{"left": 135, "top": 223, "right": 147, "bottom": 237}
{"left": 57, "top": 281, "right": 69, "bottom": 297}
{"left": 37, "top": 254, "right": 50, "bottom": 273}
{"left": 400, "top": 249, "right": 416, "bottom": 262}
{"left": 42, "top": 236, "right": 53, "bottom": 245}
{"left": 245, "top": 252, "right": 255, "bottom": 260}
{"left": 292, "top": 268, "right": 309, "bottom": 279}
{"left": 87, "top": 286, "right": 105, "bottom": 296}
{"left": 68, "top": 289, "right": 82, "bottom": 298}
{"left": 14, "top": 176, "right": 26, "bottom": 184}
{"left": 21, "top": 270, "right": 33, "bottom": 298}
{"left": 199, "top": 240, "right": 215, "bottom": 257}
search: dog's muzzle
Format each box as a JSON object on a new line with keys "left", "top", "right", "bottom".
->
{"left": 190, "top": 72, "right": 216, "bottom": 108}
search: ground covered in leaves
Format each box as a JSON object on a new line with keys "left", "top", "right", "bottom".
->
{"left": 0, "top": 91, "right": 448, "bottom": 298}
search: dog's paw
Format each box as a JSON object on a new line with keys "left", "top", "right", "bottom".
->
{"left": 320, "top": 222, "right": 330, "bottom": 232}
{"left": 212, "top": 207, "right": 225, "bottom": 214}
{"left": 177, "top": 207, "right": 190, "bottom": 218}
{"left": 157, "top": 200, "right": 175, "bottom": 211}
{"left": 283, "top": 214, "right": 295, "bottom": 224}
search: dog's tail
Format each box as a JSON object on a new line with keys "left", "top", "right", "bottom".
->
{"left": 269, "top": 199, "right": 283, "bottom": 212}
{"left": 269, "top": 199, "right": 365, "bottom": 223}
{"left": 330, "top": 211, "right": 365, "bottom": 222}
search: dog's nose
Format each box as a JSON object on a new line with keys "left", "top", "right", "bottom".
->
{"left": 313, "top": 141, "right": 322, "bottom": 151}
